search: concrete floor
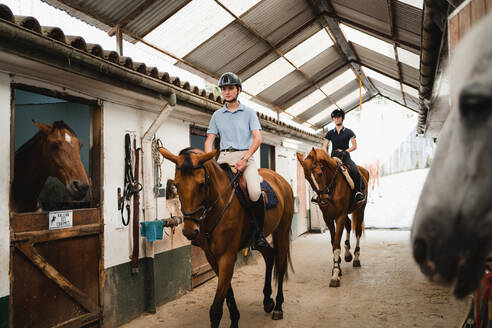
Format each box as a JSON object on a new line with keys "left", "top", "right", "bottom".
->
{"left": 122, "top": 230, "right": 469, "bottom": 328}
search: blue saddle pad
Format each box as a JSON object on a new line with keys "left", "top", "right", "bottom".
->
{"left": 221, "top": 164, "right": 278, "bottom": 209}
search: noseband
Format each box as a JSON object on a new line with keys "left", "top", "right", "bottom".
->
{"left": 309, "top": 160, "right": 341, "bottom": 206}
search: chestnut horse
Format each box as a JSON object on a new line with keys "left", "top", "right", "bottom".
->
{"left": 159, "top": 147, "right": 294, "bottom": 328}
{"left": 11, "top": 121, "right": 89, "bottom": 212}
{"left": 297, "top": 148, "right": 369, "bottom": 287}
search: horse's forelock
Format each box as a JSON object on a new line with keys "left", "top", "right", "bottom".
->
{"left": 52, "top": 121, "right": 77, "bottom": 136}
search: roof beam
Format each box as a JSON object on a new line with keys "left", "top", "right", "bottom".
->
{"left": 308, "top": 0, "right": 378, "bottom": 98}
{"left": 215, "top": 0, "right": 344, "bottom": 112}
{"left": 387, "top": 0, "right": 407, "bottom": 106}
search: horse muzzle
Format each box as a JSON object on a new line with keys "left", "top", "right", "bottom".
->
{"left": 68, "top": 180, "right": 89, "bottom": 200}
{"left": 182, "top": 224, "right": 199, "bottom": 242}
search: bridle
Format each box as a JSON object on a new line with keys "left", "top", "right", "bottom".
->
{"left": 177, "top": 154, "right": 242, "bottom": 240}
{"left": 308, "top": 159, "right": 342, "bottom": 207}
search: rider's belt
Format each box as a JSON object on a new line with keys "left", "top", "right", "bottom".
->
{"left": 221, "top": 148, "right": 248, "bottom": 152}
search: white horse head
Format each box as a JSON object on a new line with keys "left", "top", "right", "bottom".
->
{"left": 411, "top": 12, "right": 492, "bottom": 298}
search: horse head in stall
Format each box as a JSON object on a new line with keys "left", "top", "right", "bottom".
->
{"left": 412, "top": 12, "right": 492, "bottom": 298}
{"left": 11, "top": 121, "right": 89, "bottom": 212}
{"left": 297, "top": 148, "right": 369, "bottom": 287}
{"left": 159, "top": 146, "right": 294, "bottom": 328}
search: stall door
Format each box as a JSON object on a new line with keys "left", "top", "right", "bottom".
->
{"left": 10, "top": 208, "right": 102, "bottom": 327}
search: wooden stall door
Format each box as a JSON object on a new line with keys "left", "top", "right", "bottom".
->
{"left": 191, "top": 245, "right": 215, "bottom": 288}
{"left": 10, "top": 208, "right": 103, "bottom": 328}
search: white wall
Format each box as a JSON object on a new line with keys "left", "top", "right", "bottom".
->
{"left": 103, "top": 102, "right": 192, "bottom": 268}
{"left": 0, "top": 73, "right": 11, "bottom": 298}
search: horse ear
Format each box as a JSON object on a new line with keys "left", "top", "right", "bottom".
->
{"left": 158, "top": 147, "right": 179, "bottom": 164}
{"left": 197, "top": 149, "right": 217, "bottom": 164}
{"left": 296, "top": 152, "right": 305, "bottom": 165}
{"left": 33, "top": 121, "right": 52, "bottom": 134}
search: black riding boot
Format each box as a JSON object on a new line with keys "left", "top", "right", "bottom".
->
{"left": 251, "top": 194, "right": 271, "bottom": 250}
{"left": 354, "top": 177, "right": 365, "bottom": 203}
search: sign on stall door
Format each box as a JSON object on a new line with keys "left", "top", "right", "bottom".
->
{"left": 49, "top": 210, "right": 73, "bottom": 230}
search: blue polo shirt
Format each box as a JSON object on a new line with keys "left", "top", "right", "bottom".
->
{"left": 207, "top": 103, "right": 261, "bottom": 150}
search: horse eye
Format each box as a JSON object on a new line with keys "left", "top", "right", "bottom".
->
{"left": 459, "top": 84, "right": 492, "bottom": 120}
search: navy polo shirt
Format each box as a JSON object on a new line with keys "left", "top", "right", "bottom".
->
{"left": 324, "top": 127, "right": 356, "bottom": 154}
{"left": 207, "top": 102, "right": 261, "bottom": 150}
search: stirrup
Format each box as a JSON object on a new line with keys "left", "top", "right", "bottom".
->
{"left": 252, "top": 233, "right": 271, "bottom": 250}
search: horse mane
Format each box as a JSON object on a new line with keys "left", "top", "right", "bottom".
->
{"left": 313, "top": 148, "right": 337, "bottom": 168}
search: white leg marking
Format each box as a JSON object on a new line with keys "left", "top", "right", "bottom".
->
{"left": 354, "top": 237, "right": 361, "bottom": 262}
{"left": 331, "top": 249, "right": 341, "bottom": 281}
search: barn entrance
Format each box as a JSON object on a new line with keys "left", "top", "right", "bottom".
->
{"left": 9, "top": 85, "right": 103, "bottom": 328}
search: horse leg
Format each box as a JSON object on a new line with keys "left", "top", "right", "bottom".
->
{"left": 326, "top": 219, "right": 335, "bottom": 246}
{"left": 271, "top": 224, "right": 291, "bottom": 321}
{"left": 205, "top": 253, "right": 239, "bottom": 328}
{"left": 226, "top": 286, "right": 240, "bottom": 328}
{"left": 258, "top": 246, "right": 275, "bottom": 313}
{"left": 352, "top": 210, "right": 364, "bottom": 267}
{"left": 344, "top": 216, "right": 353, "bottom": 262}
{"left": 329, "top": 216, "right": 345, "bottom": 287}
{"left": 209, "top": 253, "right": 237, "bottom": 328}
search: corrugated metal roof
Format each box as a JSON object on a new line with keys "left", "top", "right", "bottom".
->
{"left": 241, "top": 0, "right": 310, "bottom": 44}
{"left": 183, "top": 21, "right": 266, "bottom": 76}
{"left": 299, "top": 46, "right": 345, "bottom": 79}
{"left": 400, "top": 63, "right": 420, "bottom": 88}
{"left": 332, "top": 0, "right": 390, "bottom": 35}
{"left": 298, "top": 98, "right": 333, "bottom": 121}
{"left": 352, "top": 44, "right": 399, "bottom": 79}
{"left": 256, "top": 70, "right": 308, "bottom": 105}
{"left": 37, "top": 0, "right": 431, "bottom": 130}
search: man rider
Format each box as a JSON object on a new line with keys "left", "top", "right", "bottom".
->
{"left": 322, "top": 109, "right": 365, "bottom": 203}
{"left": 204, "top": 72, "right": 270, "bottom": 250}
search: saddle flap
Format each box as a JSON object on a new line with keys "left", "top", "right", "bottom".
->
{"left": 333, "top": 157, "right": 355, "bottom": 190}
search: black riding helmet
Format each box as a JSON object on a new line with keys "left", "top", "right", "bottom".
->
{"left": 218, "top": 72, "right": 242, "bottom": 91}
{"left": 331, "top": 109, "right": 345, "bottom": 119}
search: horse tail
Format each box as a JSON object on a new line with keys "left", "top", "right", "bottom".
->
{"left": 272, "top": 229, "right": 294, "bottom": 282}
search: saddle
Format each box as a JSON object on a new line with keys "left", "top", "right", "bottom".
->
{"left": 222, "top": 165, "right": 278, "bottom": 210}
{"left": 333, "top": 157, "right": 355, "bottom": 190}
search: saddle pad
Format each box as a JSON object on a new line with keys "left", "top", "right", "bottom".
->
{"left": 222, "top": 164, "right": 278, "bottom": 209}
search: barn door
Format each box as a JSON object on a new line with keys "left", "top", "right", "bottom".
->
{"left": 10, "top": 85, "right": 103, "bottom": 327}
{"left": 10, "top": 208, "right": 102, "bottom": 327}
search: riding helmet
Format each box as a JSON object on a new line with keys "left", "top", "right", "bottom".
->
{"left": 218, "top": 72, "right": 242, "bottom": 90}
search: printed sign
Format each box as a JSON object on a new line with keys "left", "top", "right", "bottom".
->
{"left": 49, "top": 210, "right": 73, "bottom": 230}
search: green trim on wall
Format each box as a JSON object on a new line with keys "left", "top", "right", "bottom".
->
{"left": 103, "top": 245, "right": 191, "bottom": 327}
{"left": 0, "top": 296, "right": 8, "bottom": 328}
{"left": 291, "top": 212, "right": 298, "bottom": 238}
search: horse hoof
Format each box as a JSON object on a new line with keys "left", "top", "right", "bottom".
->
{"left": 353, "top": 260, "right": 361, "bottom": 267}
{"left": 272, "top": 310, "right": 283, "bottom": 320}
{"left": 264, "top": 299, "right": 275, "bottom": 313}
{"left": 329, "top": 279, "right": 340, "bottom": 287}
{"left": 345, "top": 254, "right": 353, "bottom": 262}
